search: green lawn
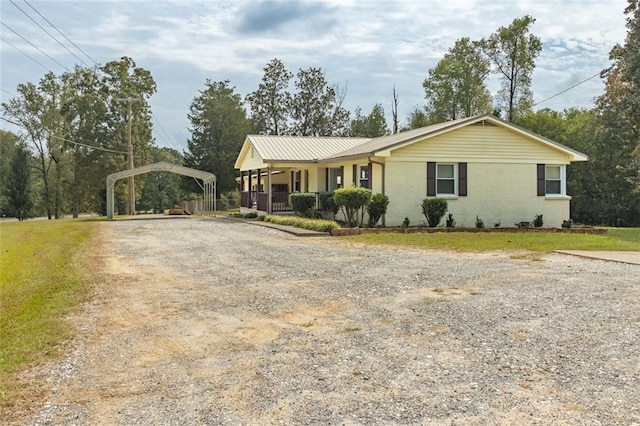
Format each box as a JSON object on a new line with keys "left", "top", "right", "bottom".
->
{"left": 346, "top": 228, "right": 640, "bottom": 252}
{"left": 0, "top": 219, "right": 96, "bottom": 408}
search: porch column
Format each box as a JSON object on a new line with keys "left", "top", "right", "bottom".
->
{"left": 245, "top": 170, "right": 253, "bottom": 208}
{"left": 267, "top": 166, "right": 272, "bottom": 214}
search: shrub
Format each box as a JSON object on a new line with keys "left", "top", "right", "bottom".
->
{"left": 257, "top": 215, "right": 266, "bottom": 221}
{"left": 263, "top": 215, "right": 339, "bottom": 232}
{"left": 475, "top": 216, "right": 484, "bottom": 229}
{"left": 402, "top": 217, "right": 410, "bottom": 228}
{"left": 368, "top": 193, "right": 390, "bottom": 227}
{"left": 318, "top": 192, "right": 339, "bottom": 219}
{"left": 533, "top": 214, "right": 544, "bottom": 227}
{"left": 333, "top": 187, "right": 372, "bottom": 227}
{"left": 446, "top": 213, "right": 455, "bottom": 228}
{"left": 421, "top": 198, "right": 448, "bottom": 227}
{"left": 290, "top": 193, "right": 317, "bottom": 217}
{"left": 220, "top": 190, "right": 240, "bottom": 210}
{"left": 561, "top": 219, "right": 573, "bottom": 228}
{"left": 244, "top": 212, "right": 258, "bottom": 219}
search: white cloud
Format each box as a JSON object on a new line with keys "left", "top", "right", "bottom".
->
{"left": 0, "top": 0, "right": 630, "bottom": 150}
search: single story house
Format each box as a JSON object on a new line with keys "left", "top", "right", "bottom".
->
{"left": 234, "top": 113, "right": 588, "bottom": 227}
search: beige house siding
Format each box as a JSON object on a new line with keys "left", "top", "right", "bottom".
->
{"left": 391, "top": 125, "right": 572, "bottom": 164}
{"left": 239, "top": 146, "right": 266, "bottom": 170}
{"left": 385, "top": 161, "right": 570, "bottom": 227}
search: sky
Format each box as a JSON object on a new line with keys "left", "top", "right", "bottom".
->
{"left": 0, "top": 0, "right": 630, "bottom": 153}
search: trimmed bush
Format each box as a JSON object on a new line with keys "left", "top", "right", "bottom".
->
{"left": 421, "top": 198, "right": 448, "bottom": 227}
{"left": 244, "top": 212, "right": 258, "bottom": 219}
{"left": 290, "top": 193, "right": 317, "bottom": 217}
{"left": 367, "top": 193, "right": 389, "bottom": 227}
{"left": 263, "top": 215, "right": 339, "bottom": 232}
{"left": 318, "top": 192, "right": 340, "bottom": 219}
{"left": 334, "top": 187, "right": 372, "bottom": 227}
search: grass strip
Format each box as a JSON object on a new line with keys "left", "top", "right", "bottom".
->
{"left": 0, "top": 219, "right": 96, "bottom": 407}
{"left": 346, "top": 228, "right": 640, "bottom": 252}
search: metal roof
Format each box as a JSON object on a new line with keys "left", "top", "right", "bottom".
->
{"left": 247, "top": 135, "right": 371, "bottom": 162}
{"left": 320, "top": 114, "right": 588, "bottom": 162}
{"left": 239, "top": 114, "right": 588, "bottom": 166}
{"left": 320, "top": 119, "right": 460, "bottom": 160}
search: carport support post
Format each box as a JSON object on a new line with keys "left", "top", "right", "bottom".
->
{"left": 106, "top": 177, "right": 115, "bottom": 221}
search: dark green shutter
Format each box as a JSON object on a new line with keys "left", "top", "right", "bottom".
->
{"left": 427, "top": 162, "right": 436, "bottom": 196}
{"left": 458, "top": 163, "right": 467, "bottom": 196}
{"left": 537, "top": 164, "right": 545, "bottom": 196}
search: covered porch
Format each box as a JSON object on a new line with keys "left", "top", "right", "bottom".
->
{"left": 239, "top": 167, "right": 332, "bottom": 214}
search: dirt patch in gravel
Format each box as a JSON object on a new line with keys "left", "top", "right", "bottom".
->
{"left": 12, "top": 218, "right": 640, "bottom": 425}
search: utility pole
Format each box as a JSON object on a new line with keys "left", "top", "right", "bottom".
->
{"left": 115, "top": 97, "right": 139, "bottom": 215}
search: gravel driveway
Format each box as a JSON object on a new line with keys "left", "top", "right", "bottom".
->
{"left": 24, "top": 218, "right": 640, "bottom": 425}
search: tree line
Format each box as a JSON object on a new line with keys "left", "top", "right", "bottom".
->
{"left": 2, "top": 2, "right": 638, "bottom": 225}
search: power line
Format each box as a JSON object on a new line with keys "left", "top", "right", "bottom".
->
{"left": 1, "top": 88, "right": 18, "bottom": 97}
{"left": 51, "top": 134, "right": 128, "bottom": 154}
{"left": 0, "top": 35, "right": 52, "bottom": 72}
{"left": 3, "top": 4, "right": 177, "bottom": 151}
{"left": 9, "top": 0, "right": 90, "bottom": 67}
{"left": 22, "top": 0, "right": 99, "bottom": 66}
{"left": 533, "top": 71, "right": 602, "bottom": 107}
{"left": 1, "top": 116, "right": 129, "bottom": 154}
{"left": 0, "top": 21, "right": 69, "bottom": 71}
{"left": 151, "top": 112, "right": 179, "bottom": 149}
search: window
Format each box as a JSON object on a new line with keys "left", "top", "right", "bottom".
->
{"left": 436, "top": 164, "right": 456, "bottom": 195}
{"left": 328, "top": 168, "right": 342, "bottom": 191}
{"left": 427, "top": 162, "right": 467, "bottom": 197}
{"left": 292, "top": 170, "right": 301, "bottom": 192}
{"left": 545, "top": 165, "right": 561, "bottom": 195}
{"left": 359, "top": 165, "right": 369, "bottom": 188}
{"left": 537, "top": 164, "right": 565, "bottom": 196}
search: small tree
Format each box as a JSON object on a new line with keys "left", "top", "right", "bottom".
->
{"left": 421, "top": 198, "right": 448, "bottom": 227}
{"left": 333, "top": 187, "right": 371, "bottom": 227}
{"left": 290, "top": 193, "right": 317, "bottom": 217}
{"left": 368, "top": 193, "right": 389, "bottom": 227}
{"left": 8, "top": 142, "right": 33, "bottom": 220}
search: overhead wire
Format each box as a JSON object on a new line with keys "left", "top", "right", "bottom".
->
{"left": 533, "top": 71, "right": 603, "bottom": 107}
{"left": 0, "top": 36, "right": 51, "bottom": 72}
{"left": 50, "top": 134, "right": 129, "bottom": 154}
{"left": 1, "top": 88, "right": 18, "bottom": 97}
{"left": 23, "top": 0, "right": 98, "bottom": 66}
{"left": 19, "top": 1, "right": 181, "bottom": 150}
{"left": 4, "top": 3, "right": 181, "bottom": 150}
{"left": 0, "top": 116, "right": 128, "bottom": 155}
{"left": 0, "top": 21, "right": 69, "bottom": 71}
{"left": 9, "top": 0, "right": 90, "bottom": 67}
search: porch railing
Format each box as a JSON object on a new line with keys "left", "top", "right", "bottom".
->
{"left": 241, "top": 191, "right": 324, "bottom": 213}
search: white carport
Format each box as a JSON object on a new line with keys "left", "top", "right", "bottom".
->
{"left": 106, "top": 162, "right": 216, "bottom": 220}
